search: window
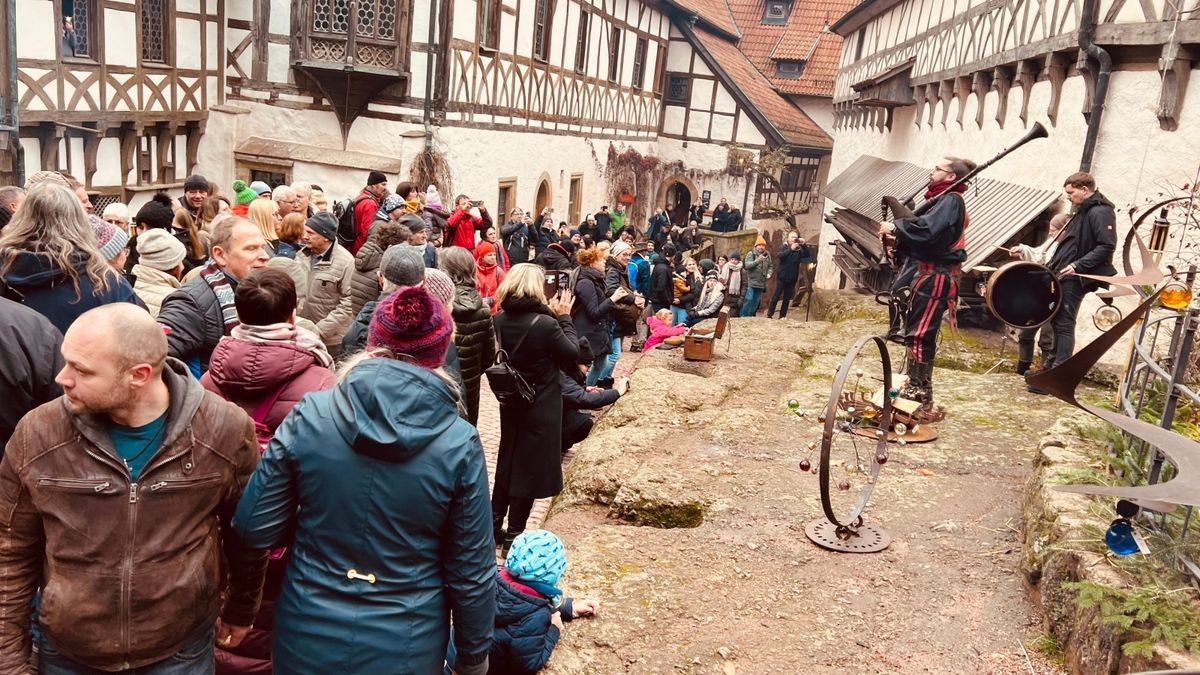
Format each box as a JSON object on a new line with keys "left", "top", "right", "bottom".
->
{"left": 664, "top": 74, "right": 689, "bottom": 104}
{"left": 532, "top": 0, "right": 555, "bottom": 62}
{"left": 854, "top": 28, "right": 865, "bottom": 61}
{"left": 762, "top": 0, "right": 791, "bottom": 24}
{"left": 775, "top": 60, "right": 806, "bottom": 79}
{"left": 574, "top": 11, "right": 589, "bottom": 73}
{"left": 653, "top": 44, "right": 666, "bottom": 93}
{"left": 61, "top": 0, "right": 97, "bottom": 59}
{"left": 631, "top": 37, "right": 648, "bottom": 90}
{"left": 568, "top": 175, "right": 582, "bottom": 227}
{"left": 754, "top": 156, "right": 820, "bottom": 217}
{"left": 140, "top": 0, "right": 167, "bottom": 63}
{"left": 497, "top": 179, "right": 516, "bottom": 219}
{"left": 479, "top": 0, "right": 501, "bottom": 51}
{"left": 607, "top": 26, "right": 621, "bottom": 83}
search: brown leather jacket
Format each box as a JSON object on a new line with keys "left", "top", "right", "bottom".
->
{"left": 0, "top": 359, "right": 268, "bottom": 672}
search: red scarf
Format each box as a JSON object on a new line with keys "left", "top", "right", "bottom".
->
{"left": 925, "top": 180, "right": 970, "bottom": 251}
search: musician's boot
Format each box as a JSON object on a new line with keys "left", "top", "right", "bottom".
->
{"left": 1016, "top": 360, "right": 1031, "bottom": 375}
{"left": 899, "top": 362, "right": 933, "bottom": 406}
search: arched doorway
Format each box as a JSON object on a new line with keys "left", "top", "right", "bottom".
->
{"left": 665, "top": 181, "right": 691, "bottom": 227}
{"left": 535, "top": 179, "right": 552, "bottom": 219}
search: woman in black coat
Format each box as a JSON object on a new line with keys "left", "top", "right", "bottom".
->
{"left": 440, "top": 247, "right": 496, "bottom": 426}
{"left": 571, "top": 247, "right": 626, "bottom": 387}
{"left": 492, "top": 263, "right": 579, "bottom": 551}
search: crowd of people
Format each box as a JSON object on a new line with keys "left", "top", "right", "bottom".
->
{"left": 0, "top": 166, "right": 818, "bottom": 674}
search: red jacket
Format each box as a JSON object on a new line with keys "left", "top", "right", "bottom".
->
{"left": 352, "top": 189, "right": 381, "bottom": 254}
{"left": 200, "top": 337, "right": 337, "bottom": 432}
{"left": 446, "top": 207, "right": 491, "bottom": 250}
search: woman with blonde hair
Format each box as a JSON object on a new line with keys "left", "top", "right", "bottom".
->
{"left": 490, "top": 263, "right": 578, "bottom": 554}
{"left": 247, "top": 197, "right": 281, "bottom": 257}
{"left": 0, "top": 183, "right": 141, "bottom": 332}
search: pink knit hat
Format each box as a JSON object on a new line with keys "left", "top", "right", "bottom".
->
{"left": 423, "top": 268, "right": 455, "bottom": 307}
{"left": 367, "top": 286, "right": 453, "bottom": 369}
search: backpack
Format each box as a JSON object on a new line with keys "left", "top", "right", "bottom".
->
{"left": 485, "top": 317, "right": 537, "bottom": 407}
{"left": 334, "top": 196, "right": 363, "bottom": 249}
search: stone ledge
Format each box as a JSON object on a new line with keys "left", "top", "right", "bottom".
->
{"left": 1020, "top": 416, "right": 1200, "bottom": 672}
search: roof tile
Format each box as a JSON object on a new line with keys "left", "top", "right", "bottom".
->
{"left": 724, "top": 0, "right": 857, "bottom": 97}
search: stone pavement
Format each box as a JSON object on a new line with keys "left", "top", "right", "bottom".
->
{"left": 475, "top": 351, "right": 642, "bottom": 533}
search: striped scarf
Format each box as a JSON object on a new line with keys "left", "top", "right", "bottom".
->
{"left": 198, "top": 260, "right": 239, "bottom": 335}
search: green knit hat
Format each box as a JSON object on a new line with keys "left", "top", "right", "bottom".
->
{"left": 233, "top": 179, "right": 257, "bottom": 206}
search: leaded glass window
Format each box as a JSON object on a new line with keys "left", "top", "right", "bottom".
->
{"left": 141, "top": 0, "right": 165, "bottom": 62}
{"left": 62, "top": 0, "right": 94, "bottom": 58}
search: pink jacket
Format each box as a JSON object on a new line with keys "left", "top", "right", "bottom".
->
{"left": 645, "top": 315, "right": 687, "bottom": 350}
{"left": 201, "top": 338, "right": 337, "bottom": 432}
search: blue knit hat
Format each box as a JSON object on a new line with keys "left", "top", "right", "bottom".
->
{"left": 505, "top": 530, "right": 567, "bottom": 586}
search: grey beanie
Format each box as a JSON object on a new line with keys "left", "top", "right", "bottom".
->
{"left": 380, "top": 243, "right": 427, "bottom": 287}
{"left": 306, "top": 212, "right": 339, "bottom": 243}
{"left": 136, "top": 228, "right": 187, "bottom": 271}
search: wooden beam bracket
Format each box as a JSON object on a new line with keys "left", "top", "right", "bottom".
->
{"left": 1045, "top": 52, "right": 1070, "bottom": 126}
{"left": 992, "top": 65, "right": 1014, "bottom": 128}
{"left": 1015, "top": 59, "right": 1041, "bottom": 127}
{"left": 971, "top": 70, "right": 993, "bottom": 129}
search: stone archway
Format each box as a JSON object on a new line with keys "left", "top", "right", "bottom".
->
{"left": 655, "top": 174, "right": 699, "bottom": 226}
{"left": 534, "top": 174, "right": 552, "bottom": 217}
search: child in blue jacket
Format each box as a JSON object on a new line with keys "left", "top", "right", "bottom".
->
{"left": 447, "top": 530, "right": 597, "bottom": 674}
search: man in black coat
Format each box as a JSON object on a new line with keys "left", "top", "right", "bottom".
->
{"left": 157, "top": 217, "right": 270, "bottom": 375}
{"left": 649, "top": 245, "right": 676, "bottom": 312}
{"left": 766, "top": 231, "right": 813, "bottom": 319}
{"left": 1030, "top": 171, "right": 1117, "bottom": 393}
{"left": 0, "top": 297, "right": 63, "bottom": 451}
{"left": 879, "top": 156, "right": 975, "bottom": 406}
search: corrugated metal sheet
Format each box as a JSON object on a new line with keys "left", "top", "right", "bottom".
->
{"left": 824, "top": 155, "right": 1061, "bottom": 271}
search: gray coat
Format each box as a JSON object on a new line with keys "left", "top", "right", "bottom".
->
{"left": 349, "top": 238, "right": 384, "bottom": 320}
{"left": 744, "top": 249, "right": 773, "bottom": 289}
{"left": 298, "top": 243, "right": 355, "bottom": 351}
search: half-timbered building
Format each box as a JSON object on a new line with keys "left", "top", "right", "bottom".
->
{"left": 5, "top": 0, "right": 852, "bottom": 236}
{"left": 816, "top": 0, "right": 1200, "bottom": 311}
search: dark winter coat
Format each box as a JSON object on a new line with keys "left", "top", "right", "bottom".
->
{"left": 605, "top": 256, "right": 640, "bottom": 338}
{"left": 493, "top": 297, "right": 578, "bottom": 499}
{"left": 0, "top": 297, "right": 63, "bottom": 450}
{"left": 232, "top": 358, "right": 496, "bottom": 675}
{"left": 649, "top": 256, "right": 674, "bottom": 308}
{"left": 423, "top": 206, "right": 450, "bottom": 243}
{"left": 158, "top": 273, "right": 234, "bottom": 373}
{"left": 677, "top": 271, "right": 701, "bottom": 309}
{"left": 1, "top": 251, "right": 142, "bottom": 334}
{"left": 487, "top": 569, "right": 576, "bottom": 674}
{"left": 200, "top": 334, "right": 336, "bottom": 433}
{"left": 570, "top": 265, "right": 614, "bottom": 357}
{"left": 775, "top": 243, "right": 808, "bottom": 284}
{"left": 646, "top": 212, "right": 670, "bottom": 244}
{"left": 534, "top": 243, "right": 574, "bottom": 271}
{"left": 1048, "top": 191, "right": 1118, "bottom": 291}
{"left": 593, "top": 212, "right": 612, "bottom": 237}
{"left": 501, "top": 219, "right": 533, "bottom": 265}
{"left": 893, "top": 189, "right": 968, "bottom": 267}
{"left": 562, "top": 371, "right": 619, "bottom": 410}
{"left": 452, "top": 284, "right": 497, "bottom": 426}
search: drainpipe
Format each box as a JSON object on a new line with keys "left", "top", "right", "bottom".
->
{"left": 1077, "top": 0, "right": 1111, "bottom": 173}
{"left": 422, "top": 1, "right": 438, "bottom": 150}
{"left": 6, "top": 0, "right": 22, "bottom": 185}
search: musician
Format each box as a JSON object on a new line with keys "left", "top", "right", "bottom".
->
{"left": 1028, "top": 172, "right": 1116, "bottom": 394}
{"left": 1008, "top": 212, "right": 1069, "bottom": 376}
{"left": 879, "top": 157, "right": 976, "bottom": 406}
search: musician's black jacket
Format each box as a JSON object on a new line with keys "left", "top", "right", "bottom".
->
{"left": 894, "top": 192, "right": 967, "bottom": 266}
{"left": 1048, "top": 191, "right": 1117, "bottom": 291}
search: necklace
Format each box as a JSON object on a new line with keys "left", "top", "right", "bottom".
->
{"left": 121, "top": 421, "right": 165, "bottom": 471}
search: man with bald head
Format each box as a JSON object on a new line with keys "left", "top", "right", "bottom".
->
{"left": 157, "top": 216, "right": 270, "bottom": 374}
{"left": 0, "top": 304, "right": 268, "bottom": 674}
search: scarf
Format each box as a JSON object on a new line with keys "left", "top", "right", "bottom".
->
{"left": 925, "top": 179, "right": 968, "bottom": 200}
{"left": 199, "top": 260, "right": 239, "bottom": 335}
{"left": 724, "top": 262, "right": 743, "bottom": 295}
{"left": 231, "top": 321, "right": 334, "bottom": 368}
{"left": 404, "top": 197, "right": 424, "bottom": 215}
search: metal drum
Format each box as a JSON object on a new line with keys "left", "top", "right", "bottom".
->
{"left": 984, "top": 261, "right": 1061, "bottom": 328}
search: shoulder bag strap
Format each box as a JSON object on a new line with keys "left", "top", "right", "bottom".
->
{"left": 497, "top": 314, "right": 539, "bottom": 363}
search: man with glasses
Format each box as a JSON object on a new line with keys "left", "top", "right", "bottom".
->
{"left": 878, "top": 156, "right": 976, "bottom": 408}
{"left": 180, "top": 174, "right": 210, "bottom": 219}
{"left": 273, "top": 185, "right": 300, "bottom": 219}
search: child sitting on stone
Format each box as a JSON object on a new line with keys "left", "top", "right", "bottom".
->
{"left": 447, "top": 530, "right": 597, "bottom": 674}
{"left": 645, "top": 308, "right": 687, "bottom": 350}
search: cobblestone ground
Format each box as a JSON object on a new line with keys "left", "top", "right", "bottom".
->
{"left": 476, "top": 350, "right": 642, "bottom": 532}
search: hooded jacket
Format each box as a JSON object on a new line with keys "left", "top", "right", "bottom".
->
{"left": 130, "top": 263, "right": 181, "bottom": 317}
{"left": 743, "top": 248, "right": 773, "bottom": 289}
{"left": 570, "top": 265, "right": 614, "bottom": 357}
{"left": 200, "top": 334, "right": 336, "bottom": 432}
{"left": 487, "top": 569, "right": 577, "bottom": 674}
{"left": 232, "top": 358, "right": 495, "bottom": 675}
{"left": 534, "top": 243, "right": 574, "bottom": 272}
{"left": 451, "top": 284, "right": 496, "bottom": 426}
{"left": 2, "top": 251, "right": 142, "bottom": 333}
{"left": 1048, "top": 191, "right": 1118, "bottom": 290}
{"left": 0, "top": 359, "right": 268, "bottom": 671}
{"left": 649, "top": 255, "right": 674, "bottom": 308}
{"left": 0, "top": 297, "right": 63, "bottom": 450}
{"left": 349, "top": 236, "right": 385, "bottom": 319}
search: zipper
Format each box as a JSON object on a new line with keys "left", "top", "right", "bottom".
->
{"left": 36, "top": 478, "right": 111, "bottom": 492}
{"left": 146, "top": 474, "right": 222, "bottom": 492}
{"left": 123, "top": 481, "right": 137, "bottom": 657}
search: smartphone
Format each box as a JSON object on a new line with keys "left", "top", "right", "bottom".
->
{"left": 543, "top": 271, "right": 570, "bottom": 299}
{"left": 470, "top": 200, "right": 483, "bottom": 208}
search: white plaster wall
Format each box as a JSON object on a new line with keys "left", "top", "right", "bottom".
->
{"left": 104, "top": 9, "right": 138, "bottom": 67}
{"left": 93, "top": 138, "right": 123, "bottom": 187}
{"left": 17, "top": 0, "right": 56, "bottom": 60}
{"left": 20, "top": 139, "right": 40, "bottom": 174}
{"left": 791, "top": 95, "right": 835, "bottom": 135}
{"left": 177, "top": 19, "right": 203, "bottom": 69}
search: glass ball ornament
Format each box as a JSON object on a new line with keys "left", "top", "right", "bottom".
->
{"left": 894, "top": 422, "right": 908, "bottom": 436}
{"left": 838, "top": 479, "right": 851, "bottom": 491}
{"left": 1160, "top": 279, "right": 1192, "bottom": 311}
{"left": 875, "top": 452, "right": 888, "bottom": 465}
{"left": 810, "top": 466, "right": 819, "bottom": 475}
{"left": 1104, "top": 518, "right": 1139, "bottom": 556}
{"left": 1093, "top": 304, "right": 1123, "bottom": 332}
{"left": 787, "top": 399, "right": 800, "bottom": 411}
{"left": 887, "top": 388, "right": 900, "bottom": 400}
{"left": 799, "top": 459, "right": 811, "bottom": 472}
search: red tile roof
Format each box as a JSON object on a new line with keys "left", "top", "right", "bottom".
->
{"left": 664, "top": 0, "right": 742, "bottom": 39}
{"left": 725, "top": 0, "right": 856, "bottom": 97}
{"left": 690, "top": 25, "right": 832, "bottom": 148}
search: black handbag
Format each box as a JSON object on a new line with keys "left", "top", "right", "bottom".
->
{"left": 485, "top": 317, "right": 537, "bottom": 407}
